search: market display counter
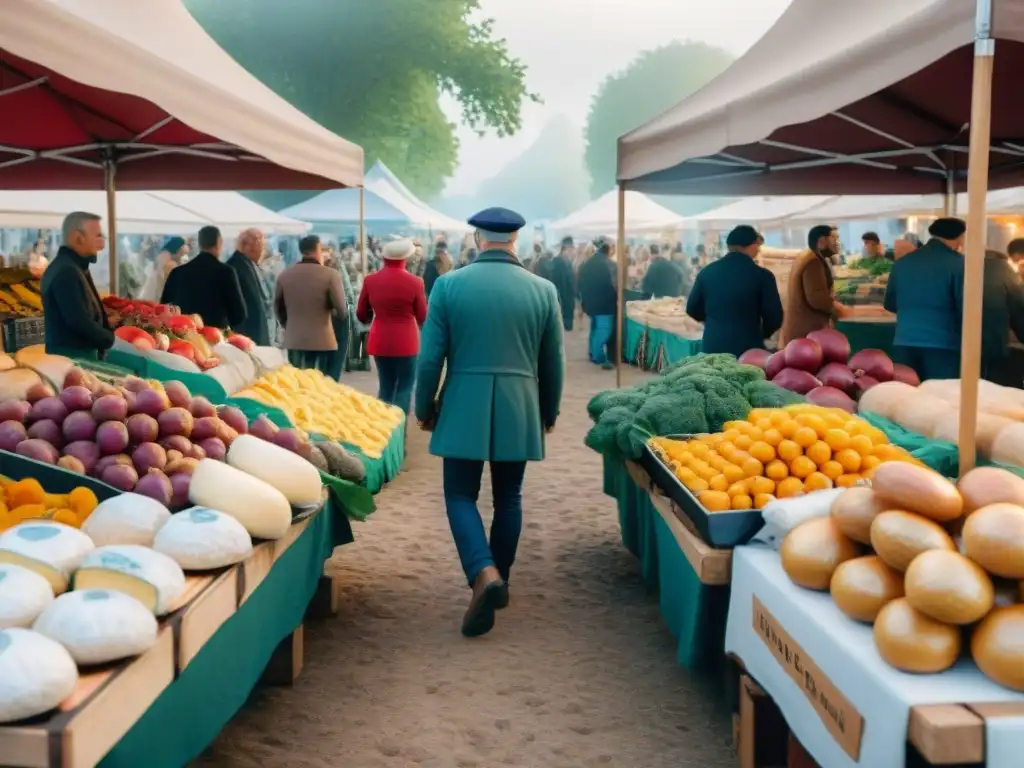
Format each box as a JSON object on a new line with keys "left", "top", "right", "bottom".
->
{"left": 727, "top": 546, "right": 1024, "bottom": 768}
{"left": 622, "top": 317, "right": 702, "bottom": 372}
{"left": 602, "top": 456, "right": 730, "bottom": 667}
{"left": 835, "top": 317, "right": 895, "bottom": 357}
{"left": 0, "top": 501, "right": 353, "bottom": 768}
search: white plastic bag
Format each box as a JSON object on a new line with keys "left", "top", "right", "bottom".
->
{"left": 751, "top": 489, "right": 845, "bottom": 550}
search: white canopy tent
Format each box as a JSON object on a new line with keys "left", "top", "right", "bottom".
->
{"left": 364, "top": 161, "right": 471, "bottom": 234}
{"left": 786, "top": 195, "right": 946, "bottom": 223}
{"left": 147, "top": 192, "right": 309, "bottom": 235}
{"left": 685, "top": 195, "right": 834, "bottom": 229}
{"left": 548, "top": 190, "right": 684, "bottom": 235}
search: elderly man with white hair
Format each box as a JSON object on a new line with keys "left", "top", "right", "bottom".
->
{"left": 226, "top": 227, "right": 271, "bottom": 346}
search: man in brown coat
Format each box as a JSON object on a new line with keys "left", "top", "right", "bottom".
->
{"left": 782, "top": 224, "right": 847, "bottom": 343}
{"left": 274, "top": 234, "right": 346, "bottom": 372}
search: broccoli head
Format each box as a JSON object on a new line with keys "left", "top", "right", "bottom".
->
{"left": 744, "top": 380, "right": 805, "bottom": 408}
{"left": 638, "top": 391, "right": 709, "bottom": 437}
{"left": 584, "top": 405, "right": 637, "bottom": 457}
{"left": 616, "top": 416, "right": 653, "bottom": 459}
{"left": 586, "top": 389, "right": 646, "bottom": 421}
{"left": 705, "top": 389, "right": 753, "bottom": 432}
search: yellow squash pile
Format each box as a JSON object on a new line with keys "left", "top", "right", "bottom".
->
{"left": 0, "top": 279, "right": 43, "bottom": 318}
{"left": 650, "top": 404, "right": 923, "bottom": 512}
{"left": 236, "top": 366, "right": 403, "bottom": 458}
{"left": 0, "top": 477, "right": 99, "bottom": 532}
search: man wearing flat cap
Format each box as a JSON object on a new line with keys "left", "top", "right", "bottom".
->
{"left": 415, "top": 206, "right": 564, "bottom": 638}
{"left": 884, "top": 217, "right": 968, "bottom": 380}
{"left": 685, "top": 225, "right": 783, "bottom": 357}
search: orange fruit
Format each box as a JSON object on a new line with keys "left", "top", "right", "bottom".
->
{"left": 50, "top": 509, "right": 79, "bottom": 527}
{"left": 750, "top": 476, "right": 775, "bottom": 495}
{"left": 804, "top": 472, "right": 834, "bottom": 491}
{"left": 749, "top": 441, "right": 776, "bottom": 464}
{"left": 748, "top": 408, "right": 771, "bottom": 423}
{"left": 835, "top": 448, "right": 862, "bottom": 473}
{"left": 709, "top": 474, "right": 729, "bottom": 492}
{"left": 871, "top": 444, "right": 901, "bottom": 461}
{"left": 754, "top": 417, "right": 774, "bottom": 433}
{"left": 820, "top": 460, "right": 844, "bottom": 481}
{"left": 777, "top": 420, "right": 798, "bottom": 439}
{"left": 792, "top": 426, "right": 818, "bottom": 449}
{"left": 795, "top": 413, "right": 829, "bottom": 437}
{"left": 849, "top": 434, "right": 874, "bottom": 456}
{"left": 727, "top": 481, "right": 749, "bottom": 497}
{"left": 689, "top": 441, "right": 710, "bottom": 458}
{"left": 734, "top": 434, "right": 753, "bottom": 451}
{"left": 695, "top": 464, "right": 718, "bottom": 481}
{"left": 753, "top": 493, "right": 776, "bottom": 510}
{"left": 844, "top": 420, "right": 866, "bottom": 436}
{"left": 731, "top": 494, "right": 754, "bottom": 510}
{"left": 861, "top": 455, "right": 881, "bottom": 472}
{"left": 684, "top": 476, "right": 709, "bottom": 493}
{"left": 776, "top": 477, "right": 804, "bottom": 498}
{"left": 761, "top": 428, "right": 784, "bottom": 447}
{"left": 836, "top": 473, "right": 862, "bottom": 488}
{"left": 805, "top": 440, "right": 832, "bottom": 467}
{"left": 722, "top": 464, "right": 746, "bottom": 484}
{"left": 723, "top": 429, "right": 742, "bottom": 443}
{"left": 777, "top": 439, "right": 802, "bottom": 462}
{"left": 717, "top": 441, "right": 737, "bottom": 458}
{"left": 698, "top": 490, "right": 731, "bottom": 512}
{"left": 708, "top": 455, "right": 728, "bottom": 471}
{"left": 723, "top": 421, "right": 746, "bottom": 433}
{"left": 789, "top": 455, "right": 817, "bottom": 479}
{"left": 824, "top": 428, "right": 851, "bottom": 452}
{"left": 741, "top": 456, "right": 764, "bottom": 478}
{"left": 765, "top": 459, "right": 789, "bottom": 481}
{"left": 769, "top": 410, "right": 790, "bottom": 426}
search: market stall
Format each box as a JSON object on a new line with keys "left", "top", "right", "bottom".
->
{"left": 623, "top": 297, "right": 702, "bottom": 371}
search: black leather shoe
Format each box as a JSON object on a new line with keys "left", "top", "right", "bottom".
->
{"left": 461, "top": 578, "right": 505, "bottom": 637}
{"left": 495, "top": 582, "right": 510, "bottom": 610}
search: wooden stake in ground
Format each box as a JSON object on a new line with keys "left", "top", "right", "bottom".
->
{"left": 616, "top": 183, "right": 626, "bottom": 388}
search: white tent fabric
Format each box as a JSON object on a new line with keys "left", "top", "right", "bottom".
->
{"left": 2, "top": 0, "right": 363, "bottom": 188}
{"left": 685, "top": 196, "right": 834, "bottom": 229}
{"left": 548, "top": 190, "right": 685, "bottom": 235}
{"left": 365, "top": 162, "right": 471, "bottom": 233}
{"left": 0, "top": 191, "right": 307, "bottom": 235}
{"left": 787, "top": 195, "right": 946, "bottom": 223}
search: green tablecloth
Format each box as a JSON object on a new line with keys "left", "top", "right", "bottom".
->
{"left": 106, "top": 348, "right": 229, "bottom": 402}
{"left": 622, "top": 318, "right": 702, "bottom": 372}
{"left": 602, "top": 456, "right": 729, "bottom": 668}
{"left": 99, "top": 501, "right": 353, "bottom": 768}
{"left": 835, "top": 319, "right": 895, "bottom": 357}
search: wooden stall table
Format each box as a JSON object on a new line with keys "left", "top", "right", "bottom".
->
{"left": 602, "top": 456, "right": 731, "bottom": 667}
{"left": 0, "top": 501, "right": 354, "bottom": 768}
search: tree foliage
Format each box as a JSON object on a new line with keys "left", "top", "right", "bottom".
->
{"left": 185, "top": 0, "right": 537, "bottom": 199}
{"left": 584, "top": 41, "right": 734, "bottom": 197}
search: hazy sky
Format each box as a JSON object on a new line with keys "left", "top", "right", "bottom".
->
{"left": 442, "top": 0, "right": 791, "bottom": 196}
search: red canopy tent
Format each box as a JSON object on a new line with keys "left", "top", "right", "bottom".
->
{"left": 0, "top": 0, "right": 364, "bottom": 291}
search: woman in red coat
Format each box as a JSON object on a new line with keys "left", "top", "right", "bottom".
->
{"left": 356, "top": 238, "right": 428, "bottom": 415}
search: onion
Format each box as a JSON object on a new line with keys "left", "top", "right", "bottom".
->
{"left": 849, "top": 349, "right": 895, "bottom": 382}
{"left": 132, "top": 442, "right": 167, "bottom": 474}
{"left": 126, "top": 413, "right": 159, "bottom": 445}
{"left": 765, "top": 352, "right": 787, "bottom": 381}
{"left": 91, "top": 394, "right": 128, "bottom": 423}
{"left": 738, "top": 349, "right": 771, "bottom": 369}
{"left": 0, "top": 420, "right": 27, "bottom": 452}
{"left": 272, "top": 428, "right": 307, "bottom": 455}
{"left": 57, "top": 455, "right": 86, "bottom": 475}
{"left": 96, "top": 420, "right": 130, "bottom": 455}
{"left": 169, "top": 472, "right": 191, "bottom": 508}
{"left": 134, "top": 388, "right": 170, "bottom": 417}
{"left": 772, "top": 368, "right": 822, "bottom": 395}
{"left": 164, "top": 381, "right": 192, "bottom": 409}
{"left": 189, "top": 396, "right": 216, "bottom": 419}
{"left": 782, "top": 338, "right": 824, "bottom": 373}
{"left": 158, "top": 407, "right": 194, "bottom": 438}
{"left": 893, "top": 364, "right": 921, "bottom": 387}
{"left": 122, "top": 376, "right": 149, "bottom": 394}
{"left": 27, "top": 419, "right": 63, "bottom": 448}
{"left": 59, "top": 385, "right": 93, "bottom": 413}
{"left": 28, "top": 396, "right": 68, "bottom": 425}
{"left": 249, "top": 414, "right": 279, "bottom": 441}
{"left": 216, "top": 405, "right": 248, "bottom": 435}
{"left": 159, "top": 435, "right": 193, "bottom": 455}
{"left": 189, "top": 443, "right": 208, "bottom": 461}
{"left": 806, "top": 328, "right": 851, "bottom": 365}
{"left": 807, "top": 386, "right": 857, "bottom": 413}
{"left": 94, "top": 454, "right": 133, "bottom": 476}
{"left": 197, "top": 437, "right": 226, "bottom": 461}
{"left": 817, "top": 362, "right": 857, "bottom": 396}
{"left": 0, "top": 400, "right": 30, "bottom": 423}
{"left": 101, "top": 463, "right": 139, "bottom": 492}
{"left": 15, "top": 439, "right": 59, "bottom": 464}
{"left": 165, "top": 457, "right": 200, "bottom": 476}
{"left": 62, "top": 411, "right": 97, "bottom": 443}
{"left": 25, "top": 382, "right": 55, "bottom": 404}
{"left": 165, "top": 449, "right": 184, "bottom": 464}
{"left": 134, "top": 469, "right": 172, "bottom": 506}
{"left": 191, "top": 417, "right": 224, "bottom": 442}
{"left": 854, "top": 376, "right": 880, "bottom": 398}
{"left": 63, "top": 441, "right": 100, "bottom": 474}
{"left": 62, "top": 368, "right": 91, "bottom": 390}
{"left": 121, "top": 388, "right": 138, "bottom": 414}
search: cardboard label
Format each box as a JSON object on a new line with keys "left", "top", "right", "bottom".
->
{"left": 752, "top": 596, "right": 864, "bottom": 760}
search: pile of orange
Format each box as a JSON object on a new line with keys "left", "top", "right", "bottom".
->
{"left": 0, "top": 476, "right": 99, "bottom": 531}
{"left": 650, "top": 404, "right": 923, "bottom": 512}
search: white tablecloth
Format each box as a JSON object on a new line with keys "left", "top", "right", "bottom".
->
{"left": 727, "top": 546, "right": 1024, "bottom": 768}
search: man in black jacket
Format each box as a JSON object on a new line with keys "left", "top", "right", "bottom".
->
{"left": 550, "top": 236, "right": 577, "bottom": 331}
{"left": 577, "top": 237, "right": 618, "bottom": 369}
{"left": 641, "top": 245, "right": 687, "bottom": 298}
{"left": 42, "top": 211, "right": 115, "bottom": 359}
{"left": 225, "top": 228, "right": 270, "bottom": 346}
{"left": 161, "top": 226, "right": 247, "bottom": 331}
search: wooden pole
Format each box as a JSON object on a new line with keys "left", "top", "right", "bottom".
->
{"left": 359, "top": 186, "right": 367, "bottom": 277}
{"left": 958, "top": 0, "right": 994, "bottom": 475}
{"left": 616, "top": 184, "right": 626, "bottom": 388}
{"left": 104, "top": 160, "right": 118, "bottom": 295}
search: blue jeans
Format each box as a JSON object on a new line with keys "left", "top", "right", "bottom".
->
{"left": 588, "top": 314, "right": 614, "bottom": 364}
{"left": 374, "top": 354, "right": 417, "bottom": 415}
{"left": 443, "top": 458, "right": 527, "bottom": 585}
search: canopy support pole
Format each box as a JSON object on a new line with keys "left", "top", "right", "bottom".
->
{"left": 359, "top": 186, "right": 366, "bottom": 276}
{"left": 103, "top": 157, "right": 118, "bottom": 296}
{"left": 944, "top": 171, "right": 956, "bottom": 216}
{"left": 616, "top": 184, "right": 626, "bottom": 388}
{"left": 958, "top": 0, "right": 994, "bottom": 475}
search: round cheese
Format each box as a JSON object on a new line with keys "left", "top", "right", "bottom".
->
{"left": 75, "top": 545, "right": 185, "bottom": 615}
{"left": 0, "top": 564, "right": 54, "bottom": 629}
{"left": 871, "top": 463, "right": 963, "bottom": 522}
{"left": 188, "top": 459, "right": 291, "bottom": 540}
{"left": 0, "top": 627, "right": 78, "bottom": 723}
{"left": 873, "top": 598, "right": 961, "bottom": 673}
{"left": 0, "top": 522, "right": 95, "bottom": 594}
{"left": 227, "top": 435, "right": 322, "bottom": 506}
{"left": 780, "top": 517, "right": 860, "bottom": 591}
{"left": 33, "top": 589, "right": 158, "bottom": 665}
{"left": 904, "top": 550, "right": 994, "bottom": 625}
{"left": 870, "top": 510, "right": 956, "bottom": 572}
{"left": 829, "top": 555, "right": 903, "bottom": 623}
{"left": 957, "top": 467, "right": 1024, "bottom": 515}
{"left": 830, "top": 487, "right": 886, "bottom": 545}
{"left": 972, "top": 605, "right": 1024, "bottom": 691}
{"left": 962, "top": 503, "right": 1024, "bottom": 579}
{"left": 82, "top": 493, "right": 172, "bottom": 547}
{"left": 153, "top": 507, "right": 253, "bottom": 570}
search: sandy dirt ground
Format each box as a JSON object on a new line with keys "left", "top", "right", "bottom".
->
{"left": 197, "top": 328, "right": 735, "bottom": 768}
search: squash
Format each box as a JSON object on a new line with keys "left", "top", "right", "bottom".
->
{"left": 971, "top": 605, "right": 1024, "bottom": 691}
{"left": 870, "top": 510, "right": 956, "bottom": 572}
{"left": 871, "top": 462, "right": 963, "bottom": 522}
{"left": 931, "top": 411, "right": 1012, "bottom": 458}
{"left": 830, "top": 487, "right": 886, "bottom": 544}
{"left": 899, "top": 395, "right": 957, "bottom": 439}
{"left": 957, "top": 467, "right": 1024, "bottom": 514}
{"left": 0, "top": 354, "right": 16, "bottom": 372}
{"left": 873, "top": 598, "right": 961, "bottom": 673}
{"left": 829, "top": 555, "right": 903, "bottom": 622}
{"left": 13, "top": 347, "right": 73, "bottom": 391}
{"left": 0, "top": 368, "right": 43, "bottom": 401}
{"left": 225, "top": 435, "right": 322, "bottom": 506}
{"left": 904, "top": 550, "right": 994, "bottom": 625}
{"left": 188, "top": 460, "right": 292, "bottom": 540}
{"left": 989, "top": 423, "right": 1024, "bottom": 470}
{"left": 857, "top": 381, "right": 918, "bottom": 421}
{"left": 780, "top": 517, "right": 859, "bottom": 591}
{"left": 961, "top": 503, "right": 1024, "bottom": 579}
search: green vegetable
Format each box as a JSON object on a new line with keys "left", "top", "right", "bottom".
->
{"left": 586, "top": 389, "right": 645, "bottom": 422}
{"left": 743, "top": 380, "right": 805, "bottom": 408}
{"left": 705, "top": 390, "right": 751, "bottom": 432}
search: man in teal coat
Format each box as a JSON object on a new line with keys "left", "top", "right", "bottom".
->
{"left": 415, "top": 207, "right": 565, "bottom": 637}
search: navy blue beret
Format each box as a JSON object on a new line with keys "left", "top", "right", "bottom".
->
{"left": 468, "top": 207, "right": 526, "bottom": 234}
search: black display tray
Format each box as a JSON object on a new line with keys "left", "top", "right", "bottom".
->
{"left": 639, "top": 436, "right": 764, "bottom": 549}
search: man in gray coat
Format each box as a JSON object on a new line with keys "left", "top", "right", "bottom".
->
{"left": 274, "top": 235, "right": 346, "bottom": 372}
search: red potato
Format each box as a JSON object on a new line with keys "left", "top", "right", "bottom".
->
{"left": 15, "top": 438, "right": 59, "bottom": 464}
{"left": 0, "top": 400, "right": 31, "bottom": 423}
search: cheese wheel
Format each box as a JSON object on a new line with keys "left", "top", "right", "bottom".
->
{"left": 957, "top": 467, "right": 1024, "bottom": 515}
{"left": 226, "top": 435, "right": 322, "bottom": 506}
{"left": 188, "top": 459, "right": 291, "bottom": 540}
{"left": 870, "top": 510, "right": 956, "bottom": 572}
{"left": 962, "top": 503, "right": 1024, "bottom": 579}
{"left": 873, "top": 598, "right": 961, "bottom": 673}
{"left": 973, "top": 605, "right": 1024, "bottom": 691}
{"left": 75, "top": 545, "right": 185, "bottom": 615}
{"left": 830, "top": 487, "right": 886, "bottom": 545}
{"left": 153, "top": 507, "right": 253, "bottom": 570}
{"left": 0, "top": 564, "right": 54, "bottom": 630}
{"left": 904, "top": 550, "right": 994, "bottom": 625}
{"left": 829, "top": 555, "right": 903, "bottom": 622}
{"left": 871, "top": 463, "right": 963, "bottom": 522}
{"left": 82, "top": 493, "right": 172, "bottom": 547}
{"left": 780, "top": 517, "right": 860, "bottom": 591}
{"left": 0, "top": 627, "right": 78, "bottom": 723}
{"left": 0, "top": 522, "right": 95, "bottom": 594}
{"left": 33, "top": 589, "right": 158, "bottom": 665}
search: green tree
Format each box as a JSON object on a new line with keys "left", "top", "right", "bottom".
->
{"left": 185, "top": 0, "right": 537, "bottom": 200}
{"left": 585, "top": 41, "right": 734, "bottom": 197}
